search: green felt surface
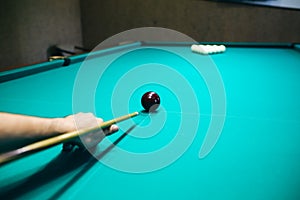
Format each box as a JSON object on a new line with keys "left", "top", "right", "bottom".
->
{"left": 0, "top": 44, "right": 300, "bottom": 199}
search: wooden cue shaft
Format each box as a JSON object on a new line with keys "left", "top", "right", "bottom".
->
{"left": 0, "top": 111, "right": 139, "bottom": 166}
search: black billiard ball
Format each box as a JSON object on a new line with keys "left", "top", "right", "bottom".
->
{"left": 141, "top": 91, "right": 160, "bottom": 112}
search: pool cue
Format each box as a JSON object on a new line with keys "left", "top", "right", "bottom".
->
{"left": 0, "top": 112, "right": 139, "bottom": 166}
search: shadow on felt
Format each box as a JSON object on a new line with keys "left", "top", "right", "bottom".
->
{"left": 0, "top": 124, "right": 137, "bottom": 199}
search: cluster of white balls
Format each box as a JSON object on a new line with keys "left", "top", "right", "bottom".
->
{"left": 191, "top": 44, "right": 226, "bottom": 55}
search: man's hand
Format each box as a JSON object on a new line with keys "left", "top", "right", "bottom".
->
{"left": 57, "top": 113, "right": 119, "bottom": 151}
{"left": 0, "top": 112, "right": 118, "bottom": 153}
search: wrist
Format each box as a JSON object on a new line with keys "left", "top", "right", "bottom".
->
{"left": 50, "top": 116, "right": 77, "bottom": 134}
{"left": 49, "top": 118, "right": 65, "bottom": 135}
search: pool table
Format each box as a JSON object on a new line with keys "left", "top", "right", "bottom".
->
{"left": 0, "top": 42, "right": 300, "bottom": 199}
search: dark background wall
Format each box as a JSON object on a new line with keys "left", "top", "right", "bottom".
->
{"left": 0, "top": 0, "right": 82, "bottom": 70}
{"left": 1, "top": 0, "right": 300, "bottom": 70}
{"left": 80, "top": 0, "right": 300, "bottom": 49}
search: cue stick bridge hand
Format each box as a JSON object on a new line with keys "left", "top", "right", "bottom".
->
{"left": 0, "top": 112, "right": 139, "bottom": 166}
{"left": 61, "top": 112, "right": 118, "bottom": 152}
